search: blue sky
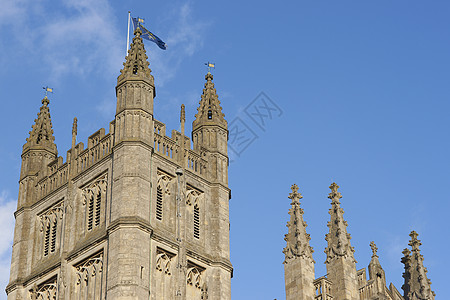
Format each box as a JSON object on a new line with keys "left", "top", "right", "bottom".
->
{"left": 0, "top": 0, "right": 449, "bottom": 299}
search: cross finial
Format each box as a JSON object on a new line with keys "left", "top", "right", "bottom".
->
{"left": 370, "top": 241, "right": 378, "bottom": 258}
{"left": 288, "top": 184, "right": 303, "bottom": 204}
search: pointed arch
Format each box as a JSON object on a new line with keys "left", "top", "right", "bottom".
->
{"left": 81, "top": 174, "right": 107, "bottom": 232}
{"left": 156, "top": 170, "right": 173, "bottom": 221}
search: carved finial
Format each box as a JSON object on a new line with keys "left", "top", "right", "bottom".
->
{"left": 324, "top": 182, "right": 356, "bottom": 264}
{"left": 118, "top": 25, "right": 153, "bottom": 84}
{"left": 72, "top": 117, "right": 77, "bottom": 135}
{"left": 42, "top": 96, "right": 49, "bottom": 106}
{"left": 370, "top": 241, "right": 378, "bottom": 258}
{"left": 402, "top": 248, "right": 411, "bottom": 258}
{"left": 192, "top": 71, "right": 227, "bottom": 131}
{"left": 181, "top": 104, "right": 186, "bottom": 123}
{"left": 288, "top": 184, "right": 303, "bottom": 204}
{"left": 134, "top": 26, "right": 142, "bottom": 37}
{"left": 283, "top": 184, "right": 314, "bottom": 263}
{"left": 23, "top": 96, "right": 57, "bottom": 153}
{"left": 328, "top": 182, "right": 342, "bottom": 203}
{"left": 180, "top": 104, "right": 186, "bottom": 153}
{"left": 408, "top": 231, "right": 422, "bottom": 252}
{"left": 72, "top": 117, "right": 77, "bottom": 148}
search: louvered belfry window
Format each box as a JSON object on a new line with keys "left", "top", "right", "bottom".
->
{"left": 82, "top": 174, "right": 107, "bottom": 233}
{"left": 156, "top": 186, "right": 163, "bottom": 220}
{"left": 39, "top": 201, "right": 63, "bottom": 257}
{"left": 194, "top": 205, "right": 200, "bottom": 239}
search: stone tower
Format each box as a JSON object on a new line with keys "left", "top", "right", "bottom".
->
{"left": 6, "top": 27, "right": 232, "bottom": 300}
{"left": 283, "top": 183, "right": 435, "bottom": 300}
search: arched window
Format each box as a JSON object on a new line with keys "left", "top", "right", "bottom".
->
{"left": 82, "top": 174, "right": 107, "bottom": 233}
{"left": 156, "top": 171, "right": 173, "bottom": 222}
{"left": 39, "top": 201, "right": 63, "bottom": 258}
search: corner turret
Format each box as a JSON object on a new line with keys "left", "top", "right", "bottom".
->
{"left": 192, "top": 72, "right": 227, "bottom": 132}
{"left": 115, "top": 26, "right": 155, "bottom": 144}
{"left": 20, "top": 96, "right": 58, "bottom": 191}
{"left": 192, "top": 72, "right": 228, "bottom": 184}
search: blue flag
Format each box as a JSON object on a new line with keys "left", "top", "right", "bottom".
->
{"left": 132, "top": 17, "right": 167, "bottom": 50}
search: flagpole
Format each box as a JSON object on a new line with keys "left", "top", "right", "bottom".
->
{"left": 126, "top": 11, "right": 131, "bottom": 56}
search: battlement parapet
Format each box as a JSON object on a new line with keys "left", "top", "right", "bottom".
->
{"left": 36, "top": 117, "right": 208, "bottom": 201}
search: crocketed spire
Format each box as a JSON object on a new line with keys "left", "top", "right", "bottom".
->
{"left": 283, "top": 184, "right": 314, "bottom": 263}
{"left": 402, "top": 231, "right": 435, "bottom": 300}
{"left": 118, "top": 27, "right": 154, "bottom": 85}
{"left": 23, "top": 96, "right": 57, "bottom": 154}
{"left": 324, "top": 183, "right": 356, "bottom": 264}
{"left": 192, "top": 72, "right": 227, "bottom": 131}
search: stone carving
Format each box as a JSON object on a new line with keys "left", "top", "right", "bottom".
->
{"left": 156, "top": 171, "right": 173, "bottom": 221}
{"left": 81, "top": 174, "right": 107, "bottom": 231}
{"left": 74, "top": 252, "right": 104, "bottom": 300}
{"left": 201, "top": 283, "right": 208, "bottom": 299}
{"left": 186, "top": 267, "right": 202, "bottom": 289}
{"left": 39, "top": 201, "right": 64, "bottom": 257}
{"left": 185, "top": 186, "right": 203, "bottom": 206}
{"left": 25, "top": 97, "right": 56, "bottom": 151}
{"left": 118, "top": 27, "right": 153, "bottom": 82}
{"left": 324, "top": 183, "right": 356, "bottom": 264}
{"left": 283, "top": 184, "right": 314, "bottom": 263}
{"left": 370, "top": 241, "right": 378, "bottom": 258}
{"left": 192, "top": 72, "right": 227, "bottom": 130}
{"left": 29, "top": 278, "right": 57, "bottom": 300}
{"left": 155, "top": 251, "right": 172, "bottom": 275}
{"left": 157, "top": 170, "right": 173, "bottom": 195}
{"left": 402, "top": 231, "right": 435, "bottom": 300}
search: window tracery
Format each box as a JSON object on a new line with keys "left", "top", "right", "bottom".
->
{"left": 186, "top": 186, "right": 203, "bottom": 239}
{"left": 81, "top": 174, "right": 107, "bottom": 232}
{"left": 156, "top": 170, "right": 173, "bottom": 221}
{"left": 186, "top": 267, "right": 203, "bottom": 289}
{"left": 73, "top": 252, "right": 104, "bottom": 300}
{"left": 155, "top": 249, "right": 173, "bottom": 275}
{"left": 29, "top": 277, "right": 58, "bottom": 300}
{"left": 39, "top": 201, "right": 64, "bottom": 257}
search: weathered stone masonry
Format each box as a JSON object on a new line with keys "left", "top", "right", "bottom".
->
{"left": 6, "top": 27, "right": 232, "bottom": 300}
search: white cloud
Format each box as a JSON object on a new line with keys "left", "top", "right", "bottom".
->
{"left": 0, "top": 0, "right": 123, "bottom": 82}
{"left": 0, "top": 191, "right": 17, "bottom": 295}
{"left": 40, "top": 0, "right": 123, "bottom": 81}
{"left": 0, "top": 0, "right": 207, "bottom": 90}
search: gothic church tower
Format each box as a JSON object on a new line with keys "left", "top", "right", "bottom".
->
{"left": 6, "top": 27, "right": 232, "bottom": 300}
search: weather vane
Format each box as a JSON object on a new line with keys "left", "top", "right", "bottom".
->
{"left": 43, "top": 86, "right": 53, "bottom": 97}
{"left": 205, "top": 62, "right": 215, "bottom": 73}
